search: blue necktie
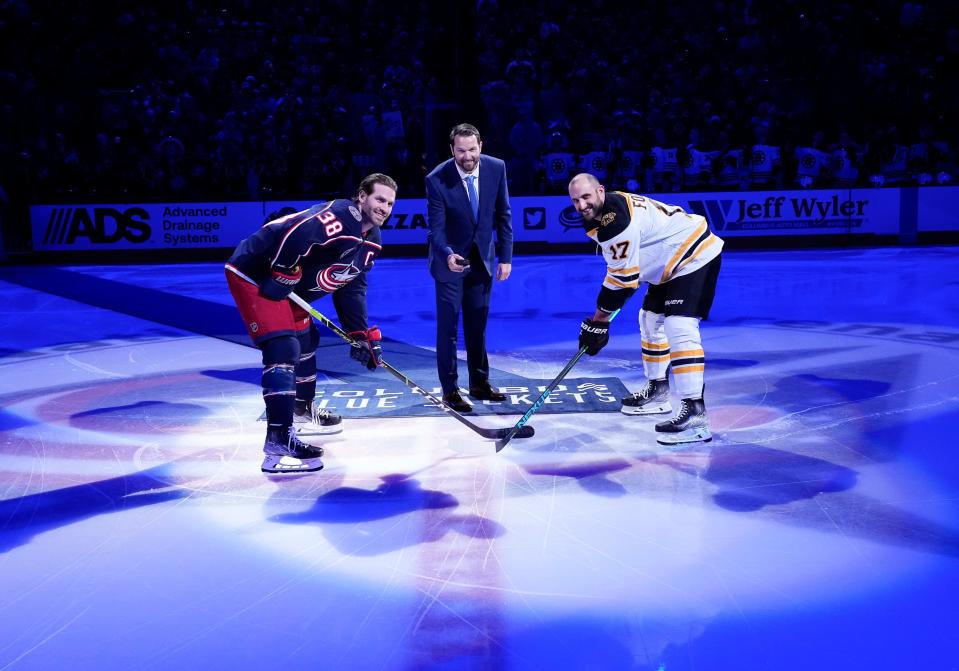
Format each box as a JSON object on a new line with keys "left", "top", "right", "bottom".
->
{"left": 465, "top": 174, "right": 479, "bottom": 220}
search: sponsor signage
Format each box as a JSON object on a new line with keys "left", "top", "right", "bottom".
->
{"left": 680, "top": 189, "right": 900, "bottom": 236}
{"left": 30, "top": 187, "right": 930, "bottom": 251}
{"left": 31, "top": 202, "right": 265, "bottom": 251}
{"left": 511, "top": 190, "right": 901, "bottom": 242}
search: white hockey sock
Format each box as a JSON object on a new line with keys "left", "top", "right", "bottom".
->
{"left": 640, "top": 309, "right": 670, "bottom": 380}
{"left": 664, "top": 315, "right": 705, "bottom": 399}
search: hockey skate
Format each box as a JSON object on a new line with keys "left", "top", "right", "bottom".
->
{"left": 621, "top": 378, "right": 672, "bottom": 415}
{"left": 293, "top": 401, "right": 343, "bottom": 436}
{"left": 261, "top": 425, "right": 324, "bottom": 473}
{"left": 654, "top": 398, "right": 712, "bottom": 445}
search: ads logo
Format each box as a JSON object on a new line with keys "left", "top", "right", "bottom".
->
{"left": 523, "top": 207, "right": 545, "bottom": 229}
{"left": 43, "top": 207, "right": 152, "bottom": 245}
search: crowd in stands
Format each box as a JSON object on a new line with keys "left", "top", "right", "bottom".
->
{"left": 1, "top": 0, "right": 957, "bottom": 214}
{"left": 2, "top": 1, "right": 434, "bottom": 205}
{"left": 479, "top": 0, "right": 958, "bottom": 195}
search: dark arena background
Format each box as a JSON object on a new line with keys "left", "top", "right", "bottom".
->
{"left": 2, "top": 3, "right": 959, "bottom": 670}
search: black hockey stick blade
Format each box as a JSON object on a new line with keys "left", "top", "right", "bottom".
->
{"left": 286, "top": 292, "right": 536, "bottom": 443}
{"left": 494, "top": 347, "right": 586, "bottom": 452}
{"left": 481, "top": 424, "right": 535, "bottom": 441}
{"left": 493, "top": 418, "right": 537, "bottom": 449}
{"left": 384, "top": 361, "right": 535, "bottom": 441}
{"left": 496, "top": 309, "right": 622, "bottom": 453}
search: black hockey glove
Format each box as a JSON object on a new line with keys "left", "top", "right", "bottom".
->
{"left": 259, "top": 265, "right": 302, "bottom": 300}
{"left": 348, "top": 326, "right": 383, "bottom": 370}
{"left": 579, "top": 318, "right": 609, "bottom": 356}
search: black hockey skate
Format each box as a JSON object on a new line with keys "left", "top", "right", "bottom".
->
{"left": 261, "top": 425, "right": 324, "bottom": 473}
{"left": 293, "top": 400, "right": 343, "bottom": 436}
{"left": 621, "top": 378, "right": 672, "bottom": 415}
{"left": 654, "top": 398, "right": 712, "bottom": 445}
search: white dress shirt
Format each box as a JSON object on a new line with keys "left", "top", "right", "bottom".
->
{"left": 454, "top": 162, "right": 480, "bottom": 203}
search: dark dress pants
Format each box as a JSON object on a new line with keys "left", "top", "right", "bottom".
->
{"left": 435, "top": 248, "right": 492, "bottom": 394}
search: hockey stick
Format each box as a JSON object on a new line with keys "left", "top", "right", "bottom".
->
{"left": 286, "top": 292, "right": 534, "bottom": 441}
{"left": 495, "top": 309, "right": 620, "bottom": 452}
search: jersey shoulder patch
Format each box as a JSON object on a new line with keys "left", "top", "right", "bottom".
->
{"left": 595, "top": 192, "right": 632, "bottom": 243}
{"left": 324, "top": 200, "right": 363, "bottom": 235}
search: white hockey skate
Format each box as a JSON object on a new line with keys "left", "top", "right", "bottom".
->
{"left": 655, "top": 398, "right": 712, "bottom": 445}
{"left": 293, "top": 401, "right": 343, "bottom": 436}
{"left": 261, "top": 425, "right": 324, "bottom": 473}
{"left": 621, "top": 378, "right": 672, "bottom": 415}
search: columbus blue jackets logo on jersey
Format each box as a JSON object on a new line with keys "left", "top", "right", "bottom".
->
{"left": 330, "top": 262, "right": 362, "bottom": 283}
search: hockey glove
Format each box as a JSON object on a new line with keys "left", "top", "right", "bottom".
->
{"left": 348, "top": 326, "right": 383, "bottom": 370}
{"left": 579, "top": 318, "right": 610, "bottom": 356}
{"left": 259, "top": 265, "right": 302, "bottom": 300}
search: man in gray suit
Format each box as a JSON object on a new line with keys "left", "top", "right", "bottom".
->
{"left": 426, "top": 123, "right": 513, "bottom": 412}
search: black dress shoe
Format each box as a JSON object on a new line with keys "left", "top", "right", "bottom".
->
{"left": 442, "top": 390, "right": 473, "bottom": 412}
{"left": 469, "top": 383, "right": 507, "bottom": 402}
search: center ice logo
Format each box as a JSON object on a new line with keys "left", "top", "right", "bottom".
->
{"left": 288, "top": 378, "right": 628, "bottom": 417}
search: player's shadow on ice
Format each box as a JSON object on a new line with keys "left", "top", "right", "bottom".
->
{"left": 706, "top": 443, "right": 857, "bottom": 511}
{"left": 790, "top": 372, "right": 890, "bottom": 402}
{"left": 525, "top": 459, "right": 632, "bottom": 497}
{"left": 0, "top": 466, "right": 186, "bottom": 554}
{"left": 752, "top": 366, "right": 893, "bottom": 414}
{"left": 69, "top": 400, "right": 210, "bottom": 432}
{"left": 657, "top": 443, "right": 959, "bottom": 557}
{"left": 268, "top": 474, "right": 505, "bottom": 556}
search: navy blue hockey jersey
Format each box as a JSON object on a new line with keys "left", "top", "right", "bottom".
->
{"left": 226, "top": 199, "right": 382, "bottom": 331}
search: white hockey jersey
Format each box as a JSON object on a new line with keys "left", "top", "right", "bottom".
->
{"left": 585, "top": 191, "right": 723, "bottom": 309}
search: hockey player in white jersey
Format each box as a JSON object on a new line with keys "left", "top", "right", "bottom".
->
{"left": 568, "top": 173, "right": 723, "bottom": 444}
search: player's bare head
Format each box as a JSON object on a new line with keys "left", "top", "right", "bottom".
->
{"left": 357, "top": 173, "right": 397, "bottom": 199}
{"left": 356, "top": 173, "right": 397, "bottom": 227}
{"left": 450, "top": 123, "right": 482, "bottom": 172}
{"left": 568, "top": 173, "right": 605, "bottom": 221}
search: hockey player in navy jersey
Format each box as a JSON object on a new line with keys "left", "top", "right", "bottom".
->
{"left": 568, "top": 172, "right": 722, "bottom": 445}
{"left": 225, "top": 173, "right": 397, "bottom": 473}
